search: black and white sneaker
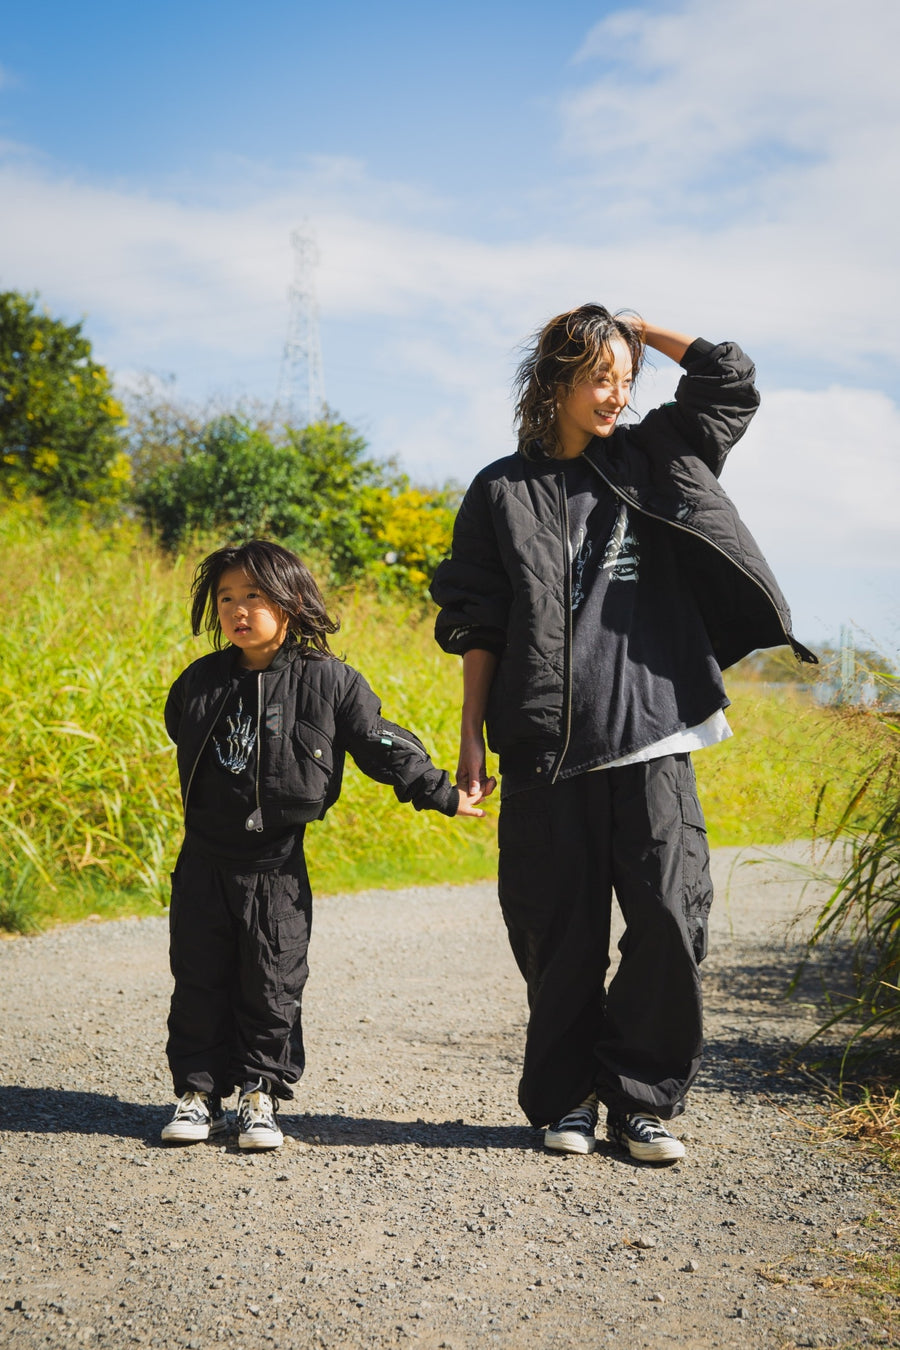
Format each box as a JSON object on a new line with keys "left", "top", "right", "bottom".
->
{"left": 237, "top": 1079, "right": 283, "bottom": 1151}
{"left": 161, "top": 1091, "right": 227, "bottom": 1144}
{"left": 544, "top": 1093, "right": 599, "bottom": 1155}
{"left": 606, "top": 1111, "right": 685, "bottom": 1162}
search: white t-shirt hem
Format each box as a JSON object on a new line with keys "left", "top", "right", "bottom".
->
{"left": 591, "top": 708, "right": 732, "bottom": 771}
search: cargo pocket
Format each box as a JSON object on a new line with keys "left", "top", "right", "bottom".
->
{"left": 271, "top": 886, "right": 311, "bottom": 1006}
{"left": 274, "top": 901, "right": 308, "bottom": 953}
{"left": 678, "top": 785, "right": 713, "bottom": 963}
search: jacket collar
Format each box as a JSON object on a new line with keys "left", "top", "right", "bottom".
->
{"left": 219, "top": 636, "right": 303, "bottom": 676}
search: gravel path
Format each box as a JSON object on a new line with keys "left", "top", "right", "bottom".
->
{"left": 1, "top": 843, "right": 898, "bottom": 1349}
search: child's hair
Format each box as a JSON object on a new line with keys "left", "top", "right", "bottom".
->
{"left": 190, "top": 539, "right": 340, "bottom": 658}
{"left": 513, "top": 304, "right": 645, "bottom": 460}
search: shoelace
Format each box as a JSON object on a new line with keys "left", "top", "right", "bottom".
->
{"left": 628, "top": 1113, "right": 667, "bottom": 1139}
{"left": 239, "top": 1092, "right": 275, "bottom": 1129}
{"left": 555, "top": 1098, "right": 597, "bottom": 1131}
{"left": 174, "top": 1091, "right": 209, "bottom": 1119}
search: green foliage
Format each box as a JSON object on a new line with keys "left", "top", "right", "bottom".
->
{"left": 125, "top": 382, "right": 466, "bottom": 594}
{"left": 0, "top": 290, "right": 129, "bottom": 508}
{"left": 363, "top": 485, "right": 461, "bottom": 593}
{"left": 132, "top": 413, "right": 310, "bottom": 549}
{"left": 128, "top": 398, "right": 457, "bottom": 593}
{"left": 282, "top": 418, "right": 403, "bottom": 581}
{"left": 695, "top": 682, "right": 886, "bottom": 846}
{"left": 794, "top": 705, "right": 900, "bottom": 1075}
{"left": 0, "top": 505, "right": 889, "bottom": 935}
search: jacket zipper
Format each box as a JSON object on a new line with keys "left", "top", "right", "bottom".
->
{"left": 245, "top": 670, "right": 265, "bottom": 831}
{"left": 379, "top": 730, "right": 427, "bottom": 758}
{"left": 582, "top": 454, "right": 809, "bottom": 657}
{"left": 181, "top": 687, "right": 232, "bottom": 823}
{"left": 549, "top": 478, "right": 574, "bottom": 784}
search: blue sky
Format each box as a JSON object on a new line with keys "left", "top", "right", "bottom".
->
{"left": 2, "top": 0, "right": 899, "bottom": 653}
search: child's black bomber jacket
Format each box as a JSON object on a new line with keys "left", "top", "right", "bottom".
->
{"left": 165, "top": 639, "right": 459, "bottom": 830}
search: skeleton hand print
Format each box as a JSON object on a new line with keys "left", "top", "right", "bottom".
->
{"left": 214, "top": 698, "right": 257, "bottom": 774}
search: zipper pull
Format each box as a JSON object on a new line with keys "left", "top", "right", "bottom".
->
{"left": 245, "top": 809, "right": 264, "bottom": 832}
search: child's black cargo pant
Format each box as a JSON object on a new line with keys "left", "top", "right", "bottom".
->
{"left": 166, "top": 845, "right": 312, "bottom": 1101}
{"left": 497, "top": 753, "right": 713, "bottom": 1128}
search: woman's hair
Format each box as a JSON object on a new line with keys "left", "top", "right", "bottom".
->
{"left": 513, "top": 304, "right": 645, "bottom": 459}
{"left": 190, "top": 539, "right": 340, "bottom": 658}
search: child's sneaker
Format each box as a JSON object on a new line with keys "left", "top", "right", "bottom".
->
{"left": 237, "top": 1079, "right": 283, "bottom": 1150}
{"left": 606, "top": 1111, "right": 685, "bottom": 1162}
{"left": 161, "top": 1091, "right": 227, "bottom": 1144}
{"left": 544, "top": 1093, "right": 599, "bottom": 1154}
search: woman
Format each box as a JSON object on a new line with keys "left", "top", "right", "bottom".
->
{"left": 431, "top": 305, "right": 815, "bottom": 1163}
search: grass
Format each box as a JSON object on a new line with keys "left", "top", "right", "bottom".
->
{"left": 786, "top": 712, "right": 900, "bottom": 1084}
{"left": 0, "top": 502, "right": 891, "bottom": 934}
{"left": 696, "top": 683, "right": 890, "bottom": 848}
{"left": 826, "top": 1088, "right": 900, "bottom": 1168}
{"left": 757, "top": 1198, "right": 900, "bottom": 1345}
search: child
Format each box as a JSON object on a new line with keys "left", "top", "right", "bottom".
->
{"left": 431, "top": 308, "right": 817, "bottom": 1163}
{"left": 161, "top": 539, "right": 485, "bottom": 1149}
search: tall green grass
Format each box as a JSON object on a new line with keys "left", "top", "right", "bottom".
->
{"left": 695, "top": 682, "right": 890, "bottom": 846}
{"left": 0, "top": 504, "right": 887, "bottom": 933}
{"left": 0, "top": 505, "right": 493, "bottom": 931}
{"left": 792, "top": 715, "right": 900, "bottom": 1077}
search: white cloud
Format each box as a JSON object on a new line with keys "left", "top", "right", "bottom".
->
{"left": 560, "top": 0, "right": 900, "bottom": 369}
{"left": 724, "top": 386, "right": 900, "bottom": 567}
{"left": 1, "top": 0, "right": 898, "bottom": 643}
{"left": 567, "top": 0, "right": 899, "bottom": 206}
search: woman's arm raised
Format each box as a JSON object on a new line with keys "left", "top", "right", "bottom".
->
{"left": 638, "top": 321, "right": 696, "bottom": 365}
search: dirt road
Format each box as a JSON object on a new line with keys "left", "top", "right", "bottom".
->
{"left": 1, "top": 843, "right": 897, "bottom": 1349}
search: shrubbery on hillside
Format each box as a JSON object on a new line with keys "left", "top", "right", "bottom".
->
{"left": 0, "top": 290, "right": 130, "bottom": 509}
{"left": 129, "top": 401, "right": 461, "bottom": 589}
{"left": 1, "top": 289, "right": 460, "bottom": 597}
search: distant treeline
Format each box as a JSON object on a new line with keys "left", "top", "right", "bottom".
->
{"left": 0, "top": 288, "right": 458, "bottom": 594}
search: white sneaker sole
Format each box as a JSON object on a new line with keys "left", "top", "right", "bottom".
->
{"left": 238, "top": 1128, "right": 284, "bottom": 1151}
{"left": 161, "top": 1116, "right": 228, "bottom": 1144}
{"left": 544, "top": 1129, "right": 597, "bottom": 1155}
{"left": 609, "top": 1131, "right": 685, "bottom": 1162}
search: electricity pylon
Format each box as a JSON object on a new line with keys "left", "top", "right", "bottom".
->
{"left": 277, "top": 224, "right": 325, "bottom": 428}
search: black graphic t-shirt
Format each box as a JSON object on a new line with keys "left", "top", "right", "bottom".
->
{"left": 558, "top": 455, "right": 727, "bottom": 778}
{"left": 185, "top": 666, "right": 299, "bottom": 870}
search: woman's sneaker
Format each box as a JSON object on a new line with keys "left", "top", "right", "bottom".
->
{"left": 606, "top": 1111, "right": 685, "bottom": 1162}
{"left": 544, "top": 1093, "right": 599, "bottom": 1154}
{"left": 237, "top": 1079, "right": 283, "bottom": 1151}
{"left": 161, "top": 1091, "right": 227, "bottom": 1144}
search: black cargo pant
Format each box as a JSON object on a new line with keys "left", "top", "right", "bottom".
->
{"left": 166, "top": 843, "right": 312, "bottom": 1101}
{"left": 497, "top": 754, "right": 712, "bottom": 1127}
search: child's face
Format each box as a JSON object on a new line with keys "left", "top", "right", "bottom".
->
{"left": 555, "top": 336, "right": 634, "bottom": 458}
{"left": 216, "top": 566, "right": 290, "bottom": 669}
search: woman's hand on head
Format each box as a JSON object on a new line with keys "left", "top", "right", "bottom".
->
{"left": 638, "top": 322, "right": 695, "bottom": 364}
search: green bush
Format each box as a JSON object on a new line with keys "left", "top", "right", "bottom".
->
{"left": 0, "top": 290, "right": 129, "bottom": 509}
{"left": 129, "top": 403, "right": 459, "bottom": 593}
{"left": 133, "top": 414, "right": 310, "bottom": 549}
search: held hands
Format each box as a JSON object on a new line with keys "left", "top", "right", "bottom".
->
{"left": 454, "top": 785, "right": 490, "bottom": 818}
{"left": 454, "top": 730, "right": 497, "bottom": 818}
